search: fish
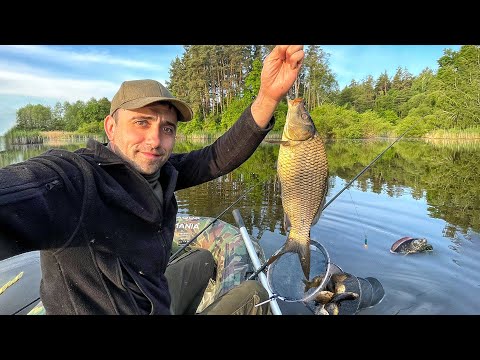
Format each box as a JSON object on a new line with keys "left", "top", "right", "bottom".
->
{"left": 314, "top": 304, "right": 329, "bottom": 315}
{"left": 327, "top": 273, "right": 348, "bottom": 294}
{"left": 324, "top": 292, "right": 359, "bottom": 315}
{"left": 302, "top": 274, "right": 325, "bottom": 292}
{"left": 265, "top": 97, "right": 329, "bottom": 280}
{"left": 313, "top": 290, "right": 335, "bottom": 305}
{"left": 330, "top": 291, "right": 359, "bottom": 303}
{"left": 314, "top": 291, "right": 360, "bottom": 315}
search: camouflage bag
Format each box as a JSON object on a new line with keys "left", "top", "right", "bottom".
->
{"left": 173, "top": 216, "right": 254, "bottom": 312}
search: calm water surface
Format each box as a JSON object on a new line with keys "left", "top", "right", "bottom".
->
{"left": 1, "top": 136, "right": 479, "bottom": 315}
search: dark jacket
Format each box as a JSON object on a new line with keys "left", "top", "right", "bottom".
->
{"left": 0, "top": 105, "right": 273, "bottom": 314}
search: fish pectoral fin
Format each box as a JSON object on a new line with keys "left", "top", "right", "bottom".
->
{"left": 283, "top": 213, "right": 291, "bottom": 232}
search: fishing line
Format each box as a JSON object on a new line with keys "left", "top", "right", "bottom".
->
{"left": 347, "top": 187, "right": 368, "bottom": 249}
{"left": 12, "top": 297, "right": 40, "bottom": 315}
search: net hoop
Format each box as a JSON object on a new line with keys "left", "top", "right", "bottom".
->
{"left": 266, "top": 240, "right": 332, "bottom": 303}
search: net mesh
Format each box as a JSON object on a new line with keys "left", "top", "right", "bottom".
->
{"left": 267, "top": 240, "right": 331, "bottom": 302}
{"left": 265, "top": 240, "right": 385, "bottom": 314}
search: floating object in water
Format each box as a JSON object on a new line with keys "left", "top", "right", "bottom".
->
{"left": 390, "top": 237, "right": 433, "bottom": 254}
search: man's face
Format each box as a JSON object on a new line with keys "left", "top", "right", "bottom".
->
{"left": 105, "top": 103, "right": 178, "bottom": 175}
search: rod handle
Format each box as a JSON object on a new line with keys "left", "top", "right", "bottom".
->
{"left": 232, "top": 208, "right": 245, "bottom": 228}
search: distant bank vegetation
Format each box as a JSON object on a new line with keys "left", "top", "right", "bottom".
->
{"left": 4, "top": 45, "right": 480, "bottom": 144}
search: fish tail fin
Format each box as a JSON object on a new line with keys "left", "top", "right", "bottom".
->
{"left": 287, "top": 238, "right": 311, "bottom": 281}
{"left": 265, "top": 236, "right": 311, "bottom": 280}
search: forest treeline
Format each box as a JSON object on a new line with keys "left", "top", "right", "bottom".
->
{"left": 6, "top": 45, "right": 480, "bottom": 139}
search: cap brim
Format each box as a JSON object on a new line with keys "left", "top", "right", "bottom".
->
{"left": 116, "top": 96, "right": 193, "bottom": 122}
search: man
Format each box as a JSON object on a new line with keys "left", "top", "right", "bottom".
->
{"left": 0, "top": 45, "right": 304, "bottom": 315}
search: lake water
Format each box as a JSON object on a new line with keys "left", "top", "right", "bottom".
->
{"left": 1, "top": 136, "right": 479, "bottom": 315}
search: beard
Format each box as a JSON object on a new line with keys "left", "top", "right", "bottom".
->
{"left": 109, "top": 142, "right": 169, "bottom": 175}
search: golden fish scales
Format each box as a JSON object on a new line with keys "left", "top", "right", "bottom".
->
{"left": 278, "top": 132, "right": 328, "bottom": 243}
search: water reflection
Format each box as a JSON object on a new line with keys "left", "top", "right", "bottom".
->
{"left": 174, "top": 139, "right": 480, "bottom": 237}
{"left": 1, "top": 137, "right": 480, "bottom": 314}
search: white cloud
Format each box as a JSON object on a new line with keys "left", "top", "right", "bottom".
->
{"left": 0, "top": 69, "right": 118, "bottom": 102}
{"left": 0, "top": 45, "right": 164, "bottom": 70}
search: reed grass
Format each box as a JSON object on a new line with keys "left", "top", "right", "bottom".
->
{"left": 4, "top": 129, "right": 43, "bottom": 145}
{"left": 424, "top": 127, "right": 480, "bottom": 139}
{"left": 3, "top": 130, "right": 106, "bottom": 145}
{"left": 176, "top": 131, "right": 223, "bottom": 142}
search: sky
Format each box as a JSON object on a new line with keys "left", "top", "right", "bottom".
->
{"left": 0, "top": 44, "right": 462, "bottom": 135}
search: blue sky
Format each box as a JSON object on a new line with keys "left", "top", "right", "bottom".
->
{"left": 0, "top": 45, "right": 461, "bottom": 135}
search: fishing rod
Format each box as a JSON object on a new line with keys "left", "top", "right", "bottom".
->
{"left": 322, "top": 117, "right": 423, "bottom": 211}
{"left": 168, "top": 183, "right": 259, "bottom": 264}
{"left": 247, "top": 117, "right": 425, "bottom": 281}
{"left": 12, "top": 297, "right": 40, "bottom": 315}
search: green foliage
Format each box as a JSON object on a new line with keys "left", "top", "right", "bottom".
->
{"left": 177, "top": 114, "right": 204, "bottom": 134}
{"left": 434, "top": 46, "right": 480, "bottom": 129}
{"left": 359, "top": 110, "right": 393, "bottom": 137}
{"left": 272, "top": 101, "right": 288, "bottom": 132}
{"left": 302, "top": 45, "right": 338, "bottom": 108}
{"left": 81, "top": 97, "right": 110, "bottom": 124}
{"left": 77, "top": 120, "right": 104, "bottom": 135}
{"left": 244, "top": 58, "right": 262, "bottom": 98}
{"left": 334, "top": 122, "right": 364, "bottom": 139}
{"left": 310, "top": 103, "right": 360, "bottom": 138}
{"left": 377, "top": 109, "right": 399, "bottom": 125}
{"left": 395, "top": 115, "right": 431, "bottom": 137}
{"left": 13, "top": 98, "right": 110, "bottom": 134}
{"left": 220, "top": 96, "right": 252, "bottom": 131}
{"left": 51, "top": 102, "right": 67, "bottom": 130}
{"left": 63, "top": 100, "right": 86, "bottom": 131}
{"left": 16, "top": 104, "right": 52, "bottom": 130}
{"left": 203, "top": 112, "right": 222, "bottom": 132}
